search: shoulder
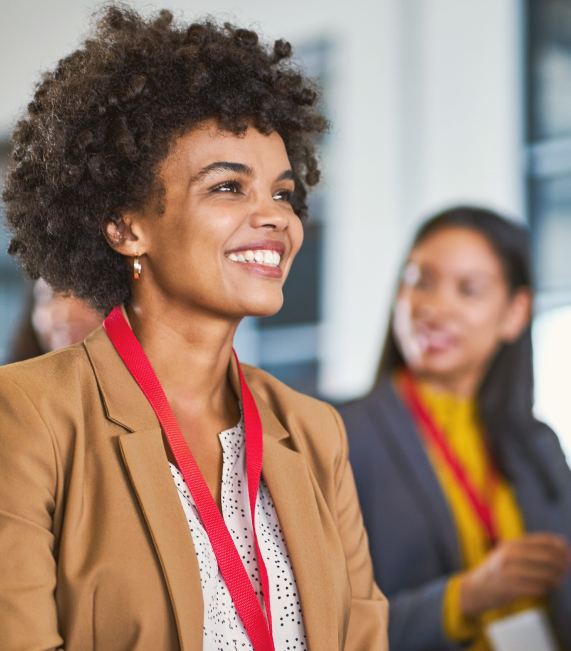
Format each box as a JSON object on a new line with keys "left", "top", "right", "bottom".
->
{"left": 532, "top": 419, "right": 567, "bottom": 453}
{"left": 242, "top": 364, "right": 345, "bottom": 460}
{"left": 530, "top": 420, "right": 571, "bottom": 486}
{"left": 243, "top": 363, "right": 335, "bottom": 421}
{"left": 0, "top": 343, "right": 93, "bottom": 401}
{"left": 0, "top": 344, "right": 101, "bottom": 484}
{"left": 337, "top": 378, "right": 398, "bottom": 439}
{"left": 502, "top": 417, "right": 569, "bottom": 477}
{"left": 0, "top": 343, "right": 100, "bottom": 452}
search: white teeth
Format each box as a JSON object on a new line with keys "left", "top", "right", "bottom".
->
{"left": 430, "top": 332, "right": 452, "bottom": 347}
{"left": 227, "top": 249, "right": 282, "bottom": 267}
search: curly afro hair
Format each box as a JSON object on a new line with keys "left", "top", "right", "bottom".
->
{"left": 2, "top": 4, "right": 328, "bottom": 313}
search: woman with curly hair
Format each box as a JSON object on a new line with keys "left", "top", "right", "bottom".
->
{"left": 0, "top": 6, "right": 388, "bottom": 651}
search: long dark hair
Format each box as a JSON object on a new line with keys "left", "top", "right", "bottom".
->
{"left": 377, "top": 206, "right": 557, "bottom": 499}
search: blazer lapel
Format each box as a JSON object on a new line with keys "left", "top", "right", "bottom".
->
{"left": 367, "top": 380, "right": 462, "bottom": 571}
{"left": 119, "top": 428, "right": 204, "bottom": 650}
{"left": 84, "top": 327, "right": 203, "bottom": 650}
{"left": 244, "top": 383, "right": 340, "bottom": 651}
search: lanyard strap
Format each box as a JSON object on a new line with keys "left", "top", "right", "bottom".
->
{"left": 399, "top": 370, "right": 499, "bottom": 545}
{"left": 103, "top": 306, "right": 274, "bottom": 651}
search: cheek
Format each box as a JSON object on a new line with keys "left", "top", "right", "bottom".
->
{"left": 163, "top": 211, "right": 227, "bottom": 269}
{"left": 289, "top": 218, "right": 304, "bottom": 258}
{"left": 462, "top": 304, "right": 507, "bottom": 353}
{"left": 463, "top": 300, "right": 506, "bottom": 329}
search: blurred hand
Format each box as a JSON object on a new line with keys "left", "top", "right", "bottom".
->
{"left": 460, "top": 533, "right": 571, "bottom": 617}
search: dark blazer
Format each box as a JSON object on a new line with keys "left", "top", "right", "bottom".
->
{"left": 0, "top": 325, "right": 388, "bottom": 651}
{"left": 338, "top": 377, "right": 571, "bottom": 651}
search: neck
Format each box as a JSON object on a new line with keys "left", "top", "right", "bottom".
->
{"left": 412, "top": 367, "right": 484, "bottom": 399}
{"left": 126, "top": 293, "right": 240, "bottom": 422}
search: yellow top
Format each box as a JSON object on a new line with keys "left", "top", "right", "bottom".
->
{"left": 412, "top": 379, "right": 545, "bottom": 650}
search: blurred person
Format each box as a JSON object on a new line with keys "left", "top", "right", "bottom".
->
{"left": 339, "top": 207, "right": 571, "bottom": 651}
{"left": 0, "top": 6, "right": 387, "bottom": 651}
{"left": 32, "top": 279, "right": 104, "bottom": 353}
{"left": 8, "top": 279, "right": 103, "bottom": 362}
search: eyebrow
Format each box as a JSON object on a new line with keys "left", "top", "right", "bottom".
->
{"left": 191, "top": 161, "right": 294, "bottom": 184}
{"left": 277, "top": 169, "right": 295, "bottom": 182}
{"left": 190, "top": 162, "right": 252, "bottom": 183}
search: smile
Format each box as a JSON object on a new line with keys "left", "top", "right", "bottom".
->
{"left": 415, "top": 324, "right": 457, "bottom": 352}
{"left": 227, "top": 249, "right": 281, "bottom": 268}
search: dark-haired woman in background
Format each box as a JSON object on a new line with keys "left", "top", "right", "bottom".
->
{"left": 339, "top": 207, "right": 571, "bottom": 650}
{"left": 0, "top": 6, "right": 387, "bottom": 650}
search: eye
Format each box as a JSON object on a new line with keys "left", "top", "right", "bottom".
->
{"left": 459, "top": 281, "right": 482, "bottom": 297}
{"left": 211, "top": 180, "right": 242, "bottom": 194}
{"left": 414, "top": 271, "right": 433, "bottom": 291}
{"left": 273, "top": 189, "right": 292, "bottom": 202}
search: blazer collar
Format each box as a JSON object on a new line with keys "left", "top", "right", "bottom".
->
{"left": 84, "top": 324, "right": 288, "bottom": 443}
{"left": 367, "top": 378, "right": 462, "bottom": 571}
{"left": 84, "top": 324, "right": 158, "bottom": 432}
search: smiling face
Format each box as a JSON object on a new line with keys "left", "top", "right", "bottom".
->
{"left": 107, "top": 120, "right": 303, "bottom": 321}
{"left": 393, "top": 226, "right": 531, "bottom": 395}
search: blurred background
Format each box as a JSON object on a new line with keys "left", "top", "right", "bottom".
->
{"left": 1, "top": 0, "right": 571, "bottom": 454}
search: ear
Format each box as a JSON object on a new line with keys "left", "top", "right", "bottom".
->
{"left": 500, "top": 287, "right": 532, "bottom": 343}
{"left": 102, "top": 211, "right": 148, "bottom": 258}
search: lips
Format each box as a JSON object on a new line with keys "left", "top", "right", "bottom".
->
{"left": 415, "top": 323, "right": 457, "bottom": 353}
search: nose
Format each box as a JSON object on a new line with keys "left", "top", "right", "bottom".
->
{"left": 416, "top": 286, "right": 456, "bottom": 321}
{"left": 248, "top": 192, "right": 290, "bottom": 231}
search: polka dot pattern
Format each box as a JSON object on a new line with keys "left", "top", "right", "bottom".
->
{"left": 170, "top": 409, "right": 307, "bottom": 651}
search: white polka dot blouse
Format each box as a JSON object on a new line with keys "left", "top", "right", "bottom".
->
{"left": 169, "top": 408, "right": 307, "bottom": 651}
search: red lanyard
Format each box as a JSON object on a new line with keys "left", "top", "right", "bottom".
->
{"left": 399, "top": 370, "right": 499, "bottom": 546}
{"left": 104, "top": 306, "right": 274, "bottom": 651}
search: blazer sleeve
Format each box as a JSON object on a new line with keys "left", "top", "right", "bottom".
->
{"left": 0, "top": 375, "right": 64, "bottom": 651}
{"left": 387, "top": 577, "right": 472, "bottom": 651}
{"left": 328, "top": 405, "right": 390, "bottom": 651}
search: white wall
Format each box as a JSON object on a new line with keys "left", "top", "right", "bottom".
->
{"left": 0, "top": 0, "right": 525, "bottom": 400}
{"left": 324, "top": 0, "right": 526, "bottom": 399}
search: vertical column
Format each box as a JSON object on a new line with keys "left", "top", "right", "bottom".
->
{"left": 319, "top": 0, "right": 403, "bottom": 399}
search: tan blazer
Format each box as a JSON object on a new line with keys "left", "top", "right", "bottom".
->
{"left": 0, "top": 325, "right": 388, "bottom": 651}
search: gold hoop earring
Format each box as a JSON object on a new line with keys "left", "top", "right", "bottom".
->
{"left": 133, "top": 255, "right": 141, "bottom": 280}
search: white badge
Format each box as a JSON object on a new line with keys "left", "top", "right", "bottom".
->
{"left": 485, "top": 608, "right": 558, "bottom": 651}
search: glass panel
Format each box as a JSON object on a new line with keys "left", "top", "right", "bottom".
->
{"left": 531, "top": 174, "right": 571, "bottom": 291}
{"left": 0, "top": 140, "right": 29, "bottom": 365}
{"left": 261, "top": 361, "right": 319, "bottom": 398}
{"left": 529, "top": 0, "right": 571, "bottom": 141}
{"left": 258, "top": 220, "right": 321, "bottom": 328}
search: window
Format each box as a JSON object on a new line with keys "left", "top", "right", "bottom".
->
{"left": 0, "top": 140, "right": 28, "bottom": 364}
{"left": 528, "top": 0, "right": 571, "bottom": 457}
{"left": 528, "top": 0, "right": 571, "bottom": 301}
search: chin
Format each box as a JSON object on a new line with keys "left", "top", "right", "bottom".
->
{"left": 419, "top": 353, "right": 462, "bottom": 377}
{"left": 239, "top": 295, "right": 284, "bottom": 319}
{"left": 247, "top": 305, "right": 283, "bottom": 319}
